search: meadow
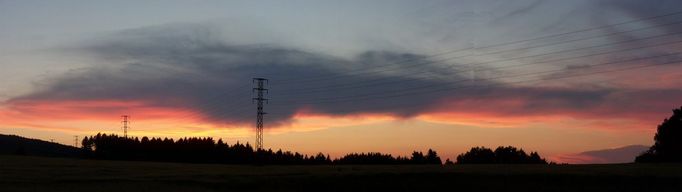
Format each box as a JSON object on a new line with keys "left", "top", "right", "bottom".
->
{"left": 1, "top": 155, "right": 681, "bottom": 192}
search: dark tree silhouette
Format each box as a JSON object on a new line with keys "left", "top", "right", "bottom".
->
{"left": 332, "top": 150, "right": 441, "bottom": 165}
{"left": 425, "top": 149, "right": 443, "bottom": 164}
{"left": 636, "top": 106, "right": 682, "bottom": 163}
{"left": 82, "top": 133, "right": 443, "bottom": 165}
{"left": 81, "top": 133, "right": 327, "bottom": 164}
{"left": 334, "top": 152, "right": 402, "bottom": 164}
{"left": 456, "top": 146, "right": 547, "bottom": 164}
{"left": 456, "top": 147, "right": 496, "bottom": 164}
{"left": 444, "top": 159, "right": 455, "bottom": 165}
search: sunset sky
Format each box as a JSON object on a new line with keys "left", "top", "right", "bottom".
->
{"left": 1, "top": 0, "right": 681, "bottom": 163}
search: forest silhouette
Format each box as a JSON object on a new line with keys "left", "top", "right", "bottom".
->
{"left": 81, "top": 133, "right": 443, "bottom": 165}
{"left": 456, "top": 146, "right": 547, "bottom": 164}
{"left": 47, "top": 106, "right": 682, "bottom": 165}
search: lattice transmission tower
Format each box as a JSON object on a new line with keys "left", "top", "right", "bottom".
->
{"left": 122, "top": 115, "right": 130, "bottom": 138}
{"left": 252, "top": 78, "right": 268, "bottom": 150}
{"left": 74, "top": 135, "right": 79, "bottom": 148}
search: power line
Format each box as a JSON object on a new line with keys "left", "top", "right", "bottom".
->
{"left": 273, "top": 29, "right": 682, "bottom": 96}
{"left": 271, "top": 51, "right": 682, "bottom": 105}
{"left": 171, "top": 93, "right": 252, "bottom": 124}
{"left": 283, "top": 18, "right": 682, "bottom": 85}
{"left": 173, "top": 35, "right": 682, "bottom": 124}
{"left": 176, "top": 101, "right": 253, "bottom": 125}
{"left": 273, "top": 60, "right": 682, "bottom": 116}
{"left": 270, "top": 9, "right": 682, "bottom": 83}
{"left": 175, "top": 10, "right": 682, "bottom": 115}
{"left": 165, "top": 10, "right": 682, "bottom": 126}
{"left": 172, "top": 46, "right": 682, "bottom": 126}
{"left": 273, "top": 37, "right": 682, "bottom": 99}
{"left": 170, "top": 84, "right": 251, "bottom": 121}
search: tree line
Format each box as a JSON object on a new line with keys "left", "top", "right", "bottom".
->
{"left": 69, "top": 106, "right": 682, "bottom": 165}
{"left": 455, "top": 146, "right": 547, "bottom": 164}
{"left": 81, "top": 133, "right": 444, "bottom": 165}
{"left": 335, "top": 150, "right": 442, "bottom": 165}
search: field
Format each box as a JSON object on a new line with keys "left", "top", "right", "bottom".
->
{"left": 1, "top": 155, "right": 681, "bottom": 192}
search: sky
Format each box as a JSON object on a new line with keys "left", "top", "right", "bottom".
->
{"left": 1, "top": 0, "right": 681, "bottom": 163}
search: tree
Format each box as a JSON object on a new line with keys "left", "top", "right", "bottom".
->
{"left": 411, "top": 151, "right": 425, "bottom": 164}
{"left": 444, "top": 159, "right": 455, "bottom": 165}
{"left": 494, "top": 146, "right": 527, "bottom": 163}
{"left": 528, "top": 152, "right": 546, "bottom": 164}
{"left": 636, "top": 106, "right": 682, "bottom": 163}
{"left": 425, "top": 149, "right": 443, "bottom": 164}
{"left": 456, "top": 146, "right": 547, "bottom": 164}
{"left": 80, "top": 133, "right": 445, "bottom": 165}
{"left": 456, "top": 147, "right": 496, "bottom": 164}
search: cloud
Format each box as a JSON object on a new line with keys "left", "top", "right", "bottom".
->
{"left": 592, "top": 0, "right": 682, "bottom": 49}
{"left": 8, "top": 24, "right": 472, "bottom": 126}
{"left": 491, "top": 0, "right": 545, "bottom": 24}
{"left": 553, "top": 145, "right": 649, "bottom": 164}
{"left": 5, "top": 22, "right": 681, "bottom": 130}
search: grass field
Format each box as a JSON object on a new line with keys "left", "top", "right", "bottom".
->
{"left": 1, "top": 155, "right": 681, "bottom": 192}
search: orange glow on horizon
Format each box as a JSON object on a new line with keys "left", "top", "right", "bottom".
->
{"left": 0, "top": 97, "right": 658, "bottom": 137}
{"left": 270, "top": 111, "right": 399, "bottom": 134}
{"left": 4, "top": 99, "right": 192, "bottom": 121}
{"left": 0, "top": 97, "right": 661, "bottom": 164}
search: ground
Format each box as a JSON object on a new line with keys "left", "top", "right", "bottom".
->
{"left": 1, "top": 155, "right": 681, "bottom": 192}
